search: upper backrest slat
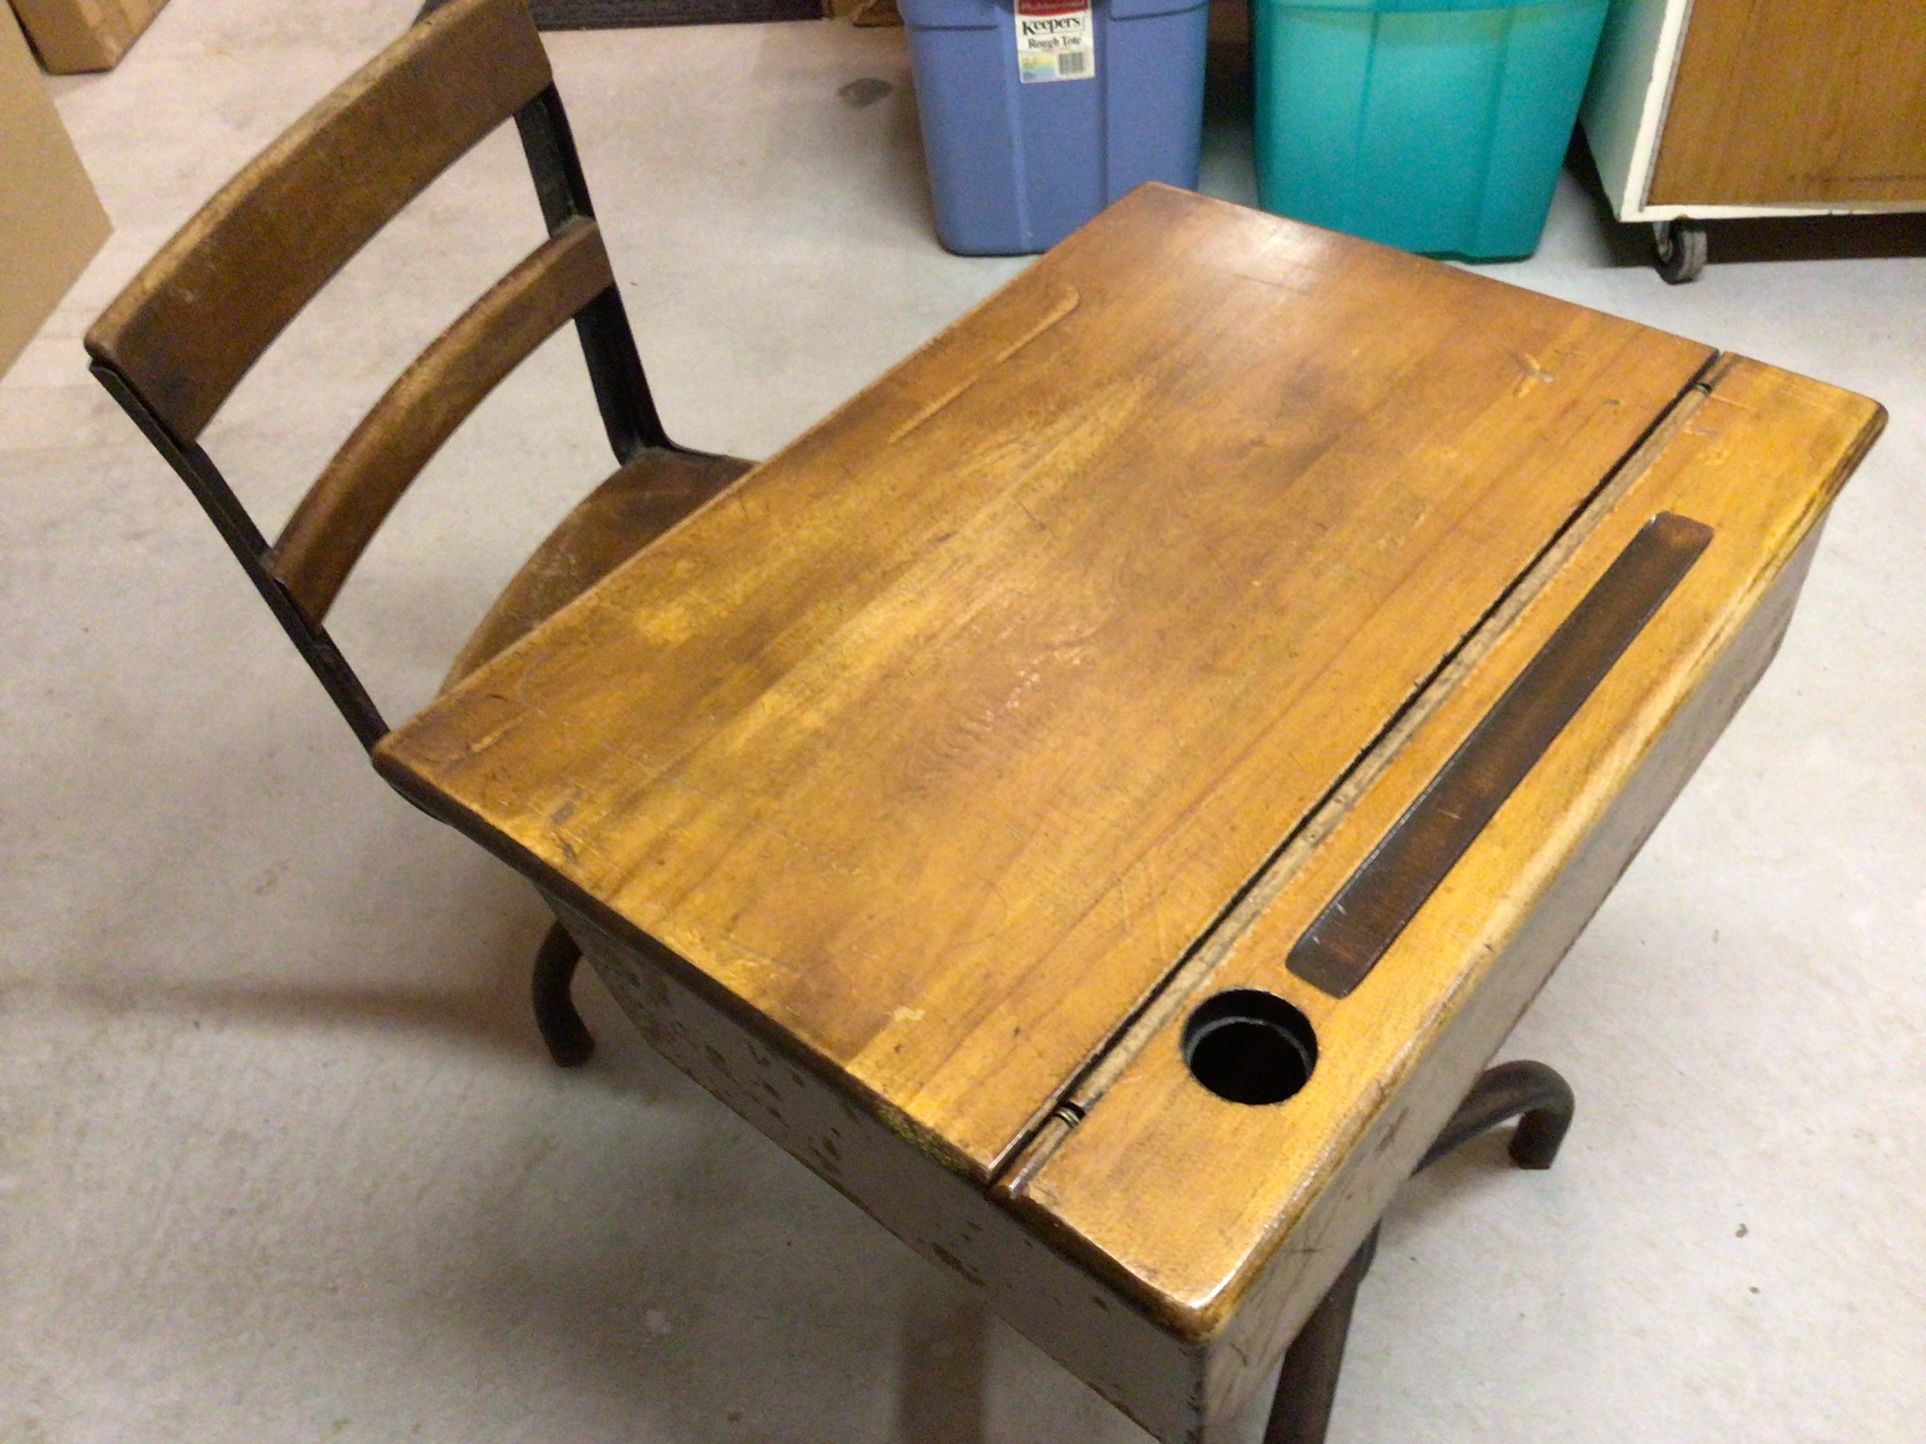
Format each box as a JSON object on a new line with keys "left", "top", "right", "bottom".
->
{"left": 84, "top": 0, "right": 550, "bottom": 443}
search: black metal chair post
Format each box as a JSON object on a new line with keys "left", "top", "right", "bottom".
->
{"left": 90, "top": 2, "right": 696, "bottom": 1069}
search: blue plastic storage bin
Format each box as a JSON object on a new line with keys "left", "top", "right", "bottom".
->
{"left": 1252, "top": 0, "right": 1610, "bottom": 260}
{"left": 899, "top": 0, "right": 1210, "bottom": 255}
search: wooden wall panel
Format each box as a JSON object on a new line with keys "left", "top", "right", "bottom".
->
{"left": 1650, "top": 0, "right": 1926, "bottom": 205}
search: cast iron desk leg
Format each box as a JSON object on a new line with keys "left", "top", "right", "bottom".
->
{"left": 532, "top": 920, "right": 593, "bottom": 1068}
{"left": 1260, "top": 1061, "right": 1576, "bottom": 1444}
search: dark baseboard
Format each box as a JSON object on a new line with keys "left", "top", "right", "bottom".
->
{"left": 529, "top": 0, "right": 824, "bottom": 26}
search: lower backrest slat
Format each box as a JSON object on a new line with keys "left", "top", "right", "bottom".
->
{"left": 269, "top": 216, "right": 616, "bottom": 624}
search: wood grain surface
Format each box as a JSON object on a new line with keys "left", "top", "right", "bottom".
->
{"left": 1649, "top": 0, "right": 1926, "bottom": 205}
{"left": 1284, "top": 510, "right": 1713, "bottom": 998}
{"left": 83, "top": 0, "right": 549, "bottom": 441}
{"left": 1009, "top": 357, "right": 1883, "bottom": 1435}
{"left": 376, "top": 185, "right": 1715, "bottom": 1180}
{"left": 439, "top": 448, "right": 753, "bottom": 690}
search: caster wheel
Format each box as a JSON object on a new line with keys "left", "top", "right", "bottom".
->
{"left": 1654, "top": 219, "right": 1707, "bottom": 284}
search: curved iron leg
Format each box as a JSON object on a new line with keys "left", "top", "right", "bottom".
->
{"left": 1262, "top": 1228, "right": 1379, "bottom": 1444}
{"left": 532, "top": 920, "right": 593, "bottom": 1068}
{"left": 1257, "top": 1061, "right": 1574, "bottom": 1443}
{"left": 1417, "top": 1060, "right": 1575, "bottom": 1174}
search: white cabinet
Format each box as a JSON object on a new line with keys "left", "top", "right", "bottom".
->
{"left": 1580, "top": 0, "right": 1926, "bottom": 277}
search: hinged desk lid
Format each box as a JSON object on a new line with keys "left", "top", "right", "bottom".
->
{"left": 376, "top": 185, "right": 1714, "bottom": 1179}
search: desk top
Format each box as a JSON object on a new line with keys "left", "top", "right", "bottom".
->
{"left": 378, "top": 191, "right": 1882, "bottom": 1406}
{"left": 376, "top": 186, "right": 1877, "bottom": 1292}
{"left": 376, "top": 185, "right": 1731, "bottom": 1177}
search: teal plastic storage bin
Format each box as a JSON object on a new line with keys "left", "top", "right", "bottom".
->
{"left": 1252, "top": 0, "right": 1610, "bottom": 260}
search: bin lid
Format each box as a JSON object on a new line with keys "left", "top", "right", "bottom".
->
{"left": 1262, "top": 0, "right": 1576, "bottom": 12}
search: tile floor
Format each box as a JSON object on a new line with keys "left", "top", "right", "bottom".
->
{"left": 3, "top": 3, "right": 1922, "bottom": 1441}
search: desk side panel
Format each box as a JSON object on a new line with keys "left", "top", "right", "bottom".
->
{"left": 555, "top": 903, "right": 1206, "bottom": 1439}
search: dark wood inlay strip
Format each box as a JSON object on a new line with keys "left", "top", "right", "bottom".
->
{"left": 1287, "top": 512, "right": 1714, "bottom": 998}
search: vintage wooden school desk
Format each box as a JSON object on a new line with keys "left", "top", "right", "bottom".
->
{"left": 376, "top": 185, "right": 1883, "bottom": 1441}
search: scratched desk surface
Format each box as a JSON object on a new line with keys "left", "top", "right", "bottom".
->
{"left": 376, "top": 186, "right": 1884, "bottom": 1439}
{"left": 374, "top": 184, "right": 1716, "bottom": 1172}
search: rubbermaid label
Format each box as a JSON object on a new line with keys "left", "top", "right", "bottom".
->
{"left": 1015, "top": 0, "right": 1095, "bottom": 83}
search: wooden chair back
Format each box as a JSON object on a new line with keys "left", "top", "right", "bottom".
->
{"left": 86, "top": 0, "right": 671, "bottom": 747}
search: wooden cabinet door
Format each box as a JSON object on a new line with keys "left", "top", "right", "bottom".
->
{"left": 1649, "top": 0, "right": 1926, "bottom": 205}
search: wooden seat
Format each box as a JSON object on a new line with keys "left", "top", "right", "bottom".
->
{"left": 85, "top": 0, "right": 743, "bottom": 1067}
{"left": 443, "top": 447, "right": 750, "bottom": 690}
